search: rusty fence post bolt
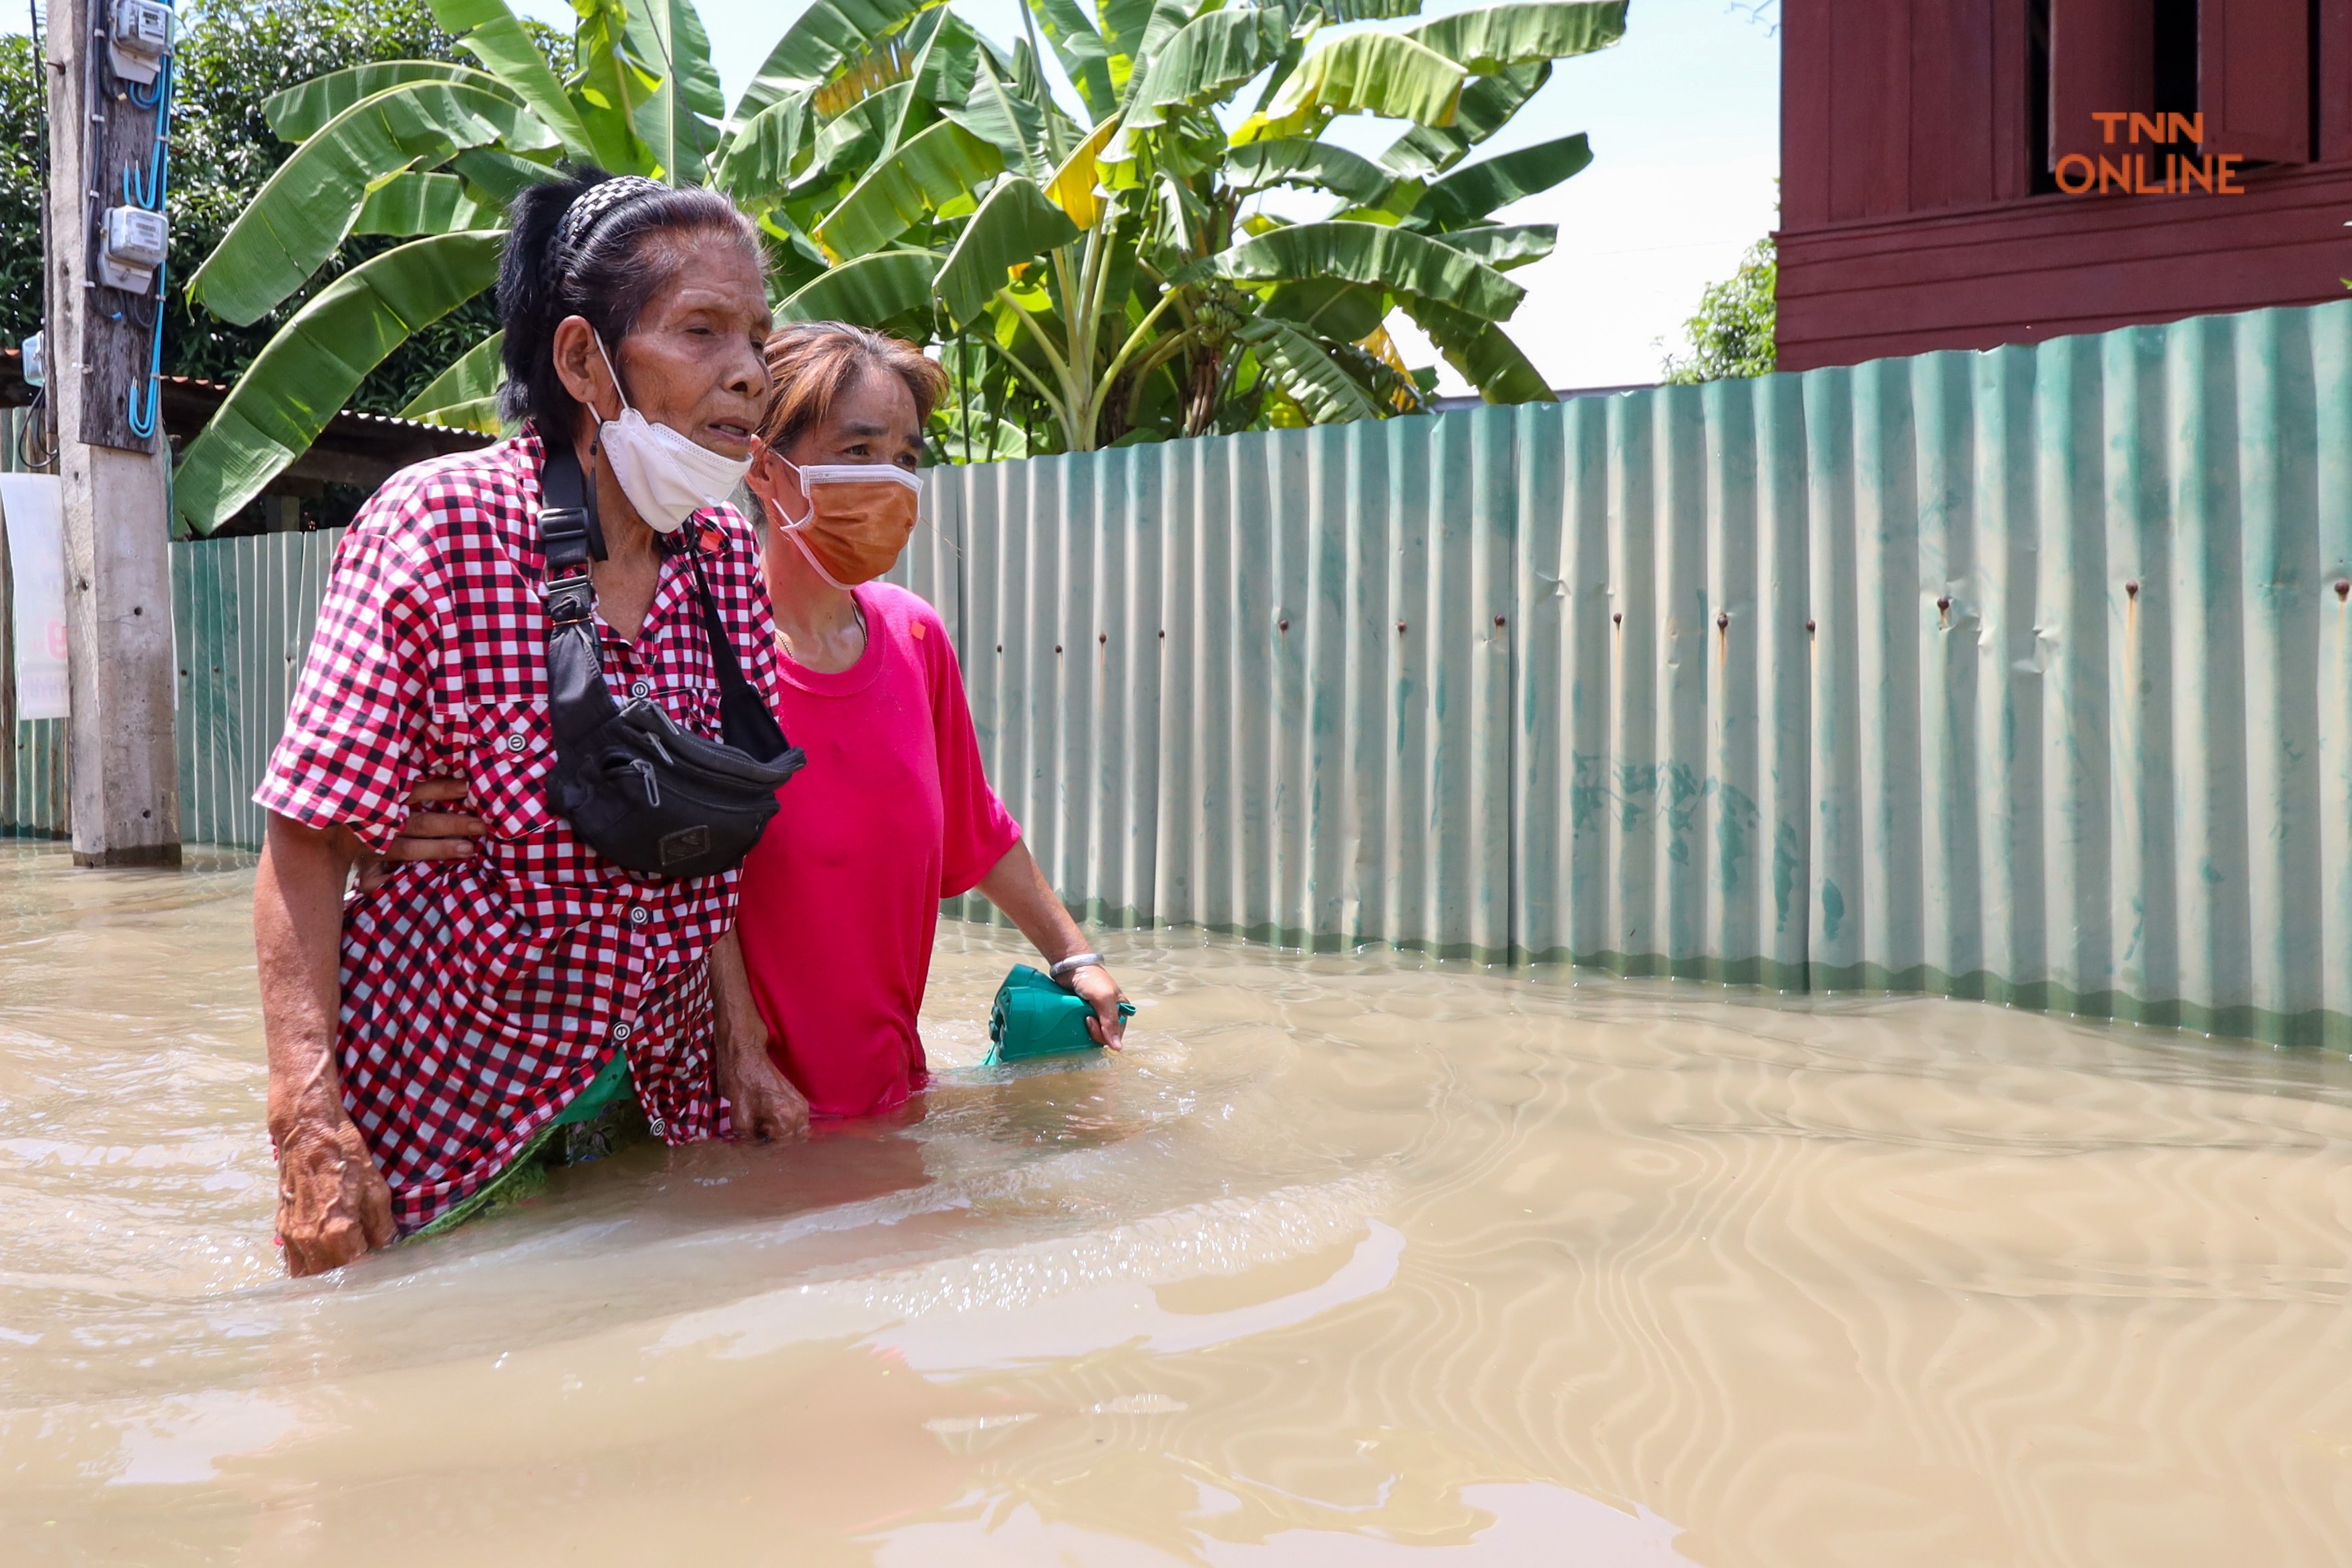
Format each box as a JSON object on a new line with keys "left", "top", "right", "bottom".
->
{"left": 1278, "top": 618, "right": 1289, "bottom": 631}
{"left": 1805, "top": 618, "right": 1817, "bottom": 633}
{"left": 1098, "top": 631, "right": 1107, "bottom": 645}
{"left": 1494, "top": 613, "right": 1507, "bottom": 627}
{"left": 1716, "top": 611, "right": 1729, "bottom": 630}
{"left": 2336, "top": 579, "right": 2349, "bottom": 601}
{"left": 1396, "top": 621, "right": 1408, "bottom": 634}
{"left": 1936, "top": 595, "right": 1951, "bottom": 613}
{"left": 1054, "top": 644, "right": 1062, "bottom": 654}
{"left": 2125, "top": 580, "right": 2140, "bottom": 599}
{"left": 1611, "top": 611, "right": 1623, "bottom": 627}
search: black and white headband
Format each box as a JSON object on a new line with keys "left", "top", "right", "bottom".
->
{"left": 556, "top": 175, "right": 666, "bottom": 260}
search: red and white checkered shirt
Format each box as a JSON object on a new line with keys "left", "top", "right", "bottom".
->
{"left": 255, "top": 426, "right": 780, "bottom": 1233}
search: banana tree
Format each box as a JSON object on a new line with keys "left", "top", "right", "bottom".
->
{"left": 172, "top": 0, "right": 1625, "bottom": 529}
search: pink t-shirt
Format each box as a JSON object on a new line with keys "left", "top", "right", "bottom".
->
{"left": 736, "top": 583, "right": 1021, "bottom": 1118}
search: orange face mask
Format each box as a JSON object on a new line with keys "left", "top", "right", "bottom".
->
{"left": 768, "top": 460, "right": 922, "bottom": 589}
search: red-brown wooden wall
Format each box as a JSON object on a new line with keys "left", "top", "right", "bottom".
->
{"left": 1778, "top": 0, "right": 2352, "bottom": 371}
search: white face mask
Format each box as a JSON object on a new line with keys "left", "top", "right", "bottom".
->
{"left": 591, "top": 336, "right": 751, "bottom": 534}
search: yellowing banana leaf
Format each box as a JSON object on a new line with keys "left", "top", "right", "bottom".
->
{"left": 1223, "top": 137, "right": 1394, "bottom": 204}
{"left": 187, "top": 81, "right": 555, "bottom": 327}
{"left": 815, "top": 120, "right": 1006, "bottom": 259}
{"left": 1404, "top": 0, "right": 1626, "bottom": 73}
{"left": 175, "top": 232, "right": 508, "bottom": 533}
{"left": 776, "top": 250, "right": 941, "bottom": 325}
{"left": 1403, "top": 295, "right": 1553, "bottom": 402}
{"left": 1413, "top": 132, "right": 1590, "bottom": 228}
{"left": 1380, "top": 59, "right": 1546, "bottom": 176}
{"left": 1215, "top": 219, "right": 1523, "bottom": 321}
{"left": 398, "top": 329, "right": 506, "bottom": 432}
{"left": 426, "top": 0, "right": 599, "bottom": 162}
{"left": 733, "top": 0, "right": 951, "bottom": 125}
{"left": 1435, "top": 222, "right": 1556, "bottom": 269}
{"left": 1046, "top": 114, "right": 1122, "bottom": 228}
{"left": 1235, "top": 31, "right": 1464, "bottom": 143}
{"left": 1126, "top": 7, "right": 1290, "bottom": 130}
{"left": 936, "top": 177, "right": 1081, "bottom": 325}
{"left": 265, "top": 61, "right": 504, "bottom": 144}
{"left": 354, "top": 172, "right": 494, "bottom": 236}
{"left": 1237, "top": 317, "right": 1380, "bottom": 423}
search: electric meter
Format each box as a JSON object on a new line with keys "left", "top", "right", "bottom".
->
{"left": 99, "top": 206, "right": 169, "bottom": 293}
{"left": 106, "top": 0, "right": 175, "bottom": 86}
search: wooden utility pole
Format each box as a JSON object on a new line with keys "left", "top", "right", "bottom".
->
{"left": 45, "top": 0, "right": 180, "bottom": 866}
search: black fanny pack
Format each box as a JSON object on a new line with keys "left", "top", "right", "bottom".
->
{"left": 539, "top": 446, "right": 805, "bottom": 879}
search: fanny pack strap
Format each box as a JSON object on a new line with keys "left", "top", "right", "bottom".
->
{"left": 537, "top": 442, "right": 790, "bottom": 763}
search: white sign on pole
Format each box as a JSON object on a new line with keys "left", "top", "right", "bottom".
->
{"left": 1, "top": 474, "right": 69, "bottom": 720}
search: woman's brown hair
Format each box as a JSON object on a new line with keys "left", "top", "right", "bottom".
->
{"left": 759, "top": 322, "right": 947, "bottom": 451}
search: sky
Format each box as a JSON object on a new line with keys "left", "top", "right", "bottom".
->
{"left": 13, "top": 0, "right": 1781, "bottom": 391}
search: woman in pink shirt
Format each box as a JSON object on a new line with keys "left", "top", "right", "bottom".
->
{"left": 718, "top": 323, "right": 1129, "bottom": 1120}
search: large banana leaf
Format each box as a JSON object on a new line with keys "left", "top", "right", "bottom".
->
{"left": 353, "top": 172, "right": 493, "bottom": 236}
{"left": 1434, "top": 221, "right": 1556, "bottom": 269}
{"left": 1404, "top": 1, "right": 1626, "bottom": 73}
{"left": 714, "top": 93, "right": 810, "bottom": 208}
{"left": 1223, "top": 138, "right": 1393, "bottom": 204}
{"left": 175, "top": 232, "right": 508, "bottom": 532}
{"left": 775, "top": 250, "right": 940, "bottom": 325}
{"left": 1302, "top": 0, "right": 1427, "bottom": 18}
{"left": 1096, "top": 0, "right": 1158, "bottom": 69}
{"left": 1214, "top": 220, "right": 1523, "bottom": 321}
{"left": 937, "top": 177, "right": 1081, "bottom": 325}
{"left": 1237, "top": 317, "right": 1380, "bottom": 423}
{"left": 1236, "top": 31, "right": 1465, "bottom": 142}
{"left": 1026, "top": 0, "right": 1118, "bottom": 116}
{"left": 1403, "top": 295, "right": 1552, "bottom": 402}
{"left": 1121, "top": 0, "right": 1215, "bottom": 90}
{"left": 947, "top": 53, "right": 1054, "bottom": 179}
{"left": 815, "top": 120, "right": 1006, "bottom": 260}
{"left": 265, "top": 61, "right": 503, "bottom": 144}
{"left": 1380, "top": 60, "right": 1546, "bottom": 176}
{"left": 450, "top": 147, "right": 561, "bottom": 205}
{"left": 1126, "top": 7, "right": 1290, "bottom": 129}
{"left": 1264, "top": 277, "right": 1386, "bottom": 341}
{"left": 733, "top": 0, "right": 951, "bottom": 124}
{"left": 398, "top": 329, "right": 506, "bottom": 433}
{"left": 626, "top": 0, "right": 725, "bottom": 181}
{"left": 186, "top": 81, "right": 555, "bottom": 327}
{"left": 810, "top": 83, "right": 919, "bottom": 182}
{"left": 1413, "top": 132, "right": 1590, "bottom": 228}
{"left": 426, "top": 0, "right": 600, "bottom": 162}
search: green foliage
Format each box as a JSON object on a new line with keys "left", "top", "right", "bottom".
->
{"left": 1662, "top": 236, "right": 1777, "bottom": 385}
{"left": 0, "top": 36, "right": 45, "bottom": 354}
{"left": 174, "top": 0, "right": 1629, "bottom": 528}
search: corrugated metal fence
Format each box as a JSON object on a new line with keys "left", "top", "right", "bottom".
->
{"left": 35, "top": 297, "right": 2352, "bottom": 1046}
{"left": 928, "top": 298, "right": 2352, "bottom": 1046}
{"left": 2, "top": 406, "right": 69, "bottom": 838}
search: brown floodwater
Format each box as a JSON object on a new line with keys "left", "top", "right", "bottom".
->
{"left": 1, "top": 839, "right": 2349, "bottom": 1565}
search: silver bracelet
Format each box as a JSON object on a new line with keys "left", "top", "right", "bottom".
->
{"left": 1049, "top": 951, "right": 1105, "bottom": 981}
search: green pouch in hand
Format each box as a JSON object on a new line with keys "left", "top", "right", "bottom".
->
{"left": 984, "top": 963, "right": 1136, "bottom": 1066}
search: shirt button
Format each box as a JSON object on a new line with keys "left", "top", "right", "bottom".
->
{"left": 505, "top": 731, "right": 527, "bottom": 752}
{"left": 629, "top": 679, "right": 652, "bottom": 699}
{"left": 610, "top": 1021, "right": 633, "bottom": 1044}
{"left": 628, "top": 906, "right": 649, "bottom": 927}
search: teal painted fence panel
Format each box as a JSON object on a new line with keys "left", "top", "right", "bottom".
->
{"left": 158, "top": 297, "right": 2352, "bottom": 1048}
{"left": 7, "top": 719, "right": 68, "bottom": 836}
{"left": 170, "top": 530, "right": 341, "bottom": 851}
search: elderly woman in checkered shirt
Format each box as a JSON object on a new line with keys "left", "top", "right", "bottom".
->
{"left": 253, "top": 171, "right": 808, "bottom": 1275}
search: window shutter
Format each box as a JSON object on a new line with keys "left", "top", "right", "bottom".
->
{"left": 2204, "top": 0, "right": 2314, "bottom": 164}
{"left": 2049, "top": 0, "right": 2155, "bottom": 167}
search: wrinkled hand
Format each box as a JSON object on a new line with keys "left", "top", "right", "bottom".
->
{"left": 1069, "top": 963, "right": 1129, "bottom": 1049}
{"left": 274, "top": 1115, "right": 396, "bottom": 1277}
{"left": 357, "top": 777, "right": 483, "bottom": 895}
{"left": 710, "top": 1034, "right": 813, "bottom": 1147}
